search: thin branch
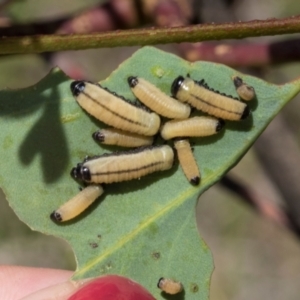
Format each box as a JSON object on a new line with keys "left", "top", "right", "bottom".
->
{"left": 1, "top": 15, "right": 300, "bottom": 54}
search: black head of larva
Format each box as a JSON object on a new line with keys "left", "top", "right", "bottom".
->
{"left": 171, "top": 76, "right": 185, "bottom": 97}
{"left": 70, "top": 81, "right": 86, "bottom": 97}
{"left": 81, "top": 167, "right": 91, "bottom": 181}
{"left": 190, "top": 176, "right": 200, "bottom": 185}
{"left": 157, "top": 277, "right": 164, "bottom": 288}
{"left": 241, "top": 105, "right": 251, "bottom": 120}
{"left": 92, "top": 131, "right": 105, "bottom": 142}
{"left": 50, "top": 211, "right": 62, "bottom": 222}
{"left": 70, "top": 164, "right": 91, "bottom": 181}
{"left": 233, "top": 76, "right": 243, "bottom": 88}
{"left": 70, "top": 164, "right": 81, "bottom": 180}
{"left": 128, "top": 76, "right": 139, "bottom": 88}
{"left": 216, "top": 119, "right": 225, "bottom": 132}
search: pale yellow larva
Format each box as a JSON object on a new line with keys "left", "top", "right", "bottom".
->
{"left": 93, "top": 127, "right": 153, "bottom": 148}
{"left": 71, "top": 145, "right": 174, "bottom": 184}
{"left": 160, "top": 116, "right": 224, "bottom": 140}
{"left": 174, "top": 138, "right": 200, "bottom": 185}
{"left": 157, "top": 277, "right": 183, "bottom": 295}
{"left": 128, "top": 76, "right": 191, "bottom": 119}
{"left": 70, "top": 81, "right": 160, "bottom": 136}
{"left": 233, "top": 76, "right": 256, "bottom": 101}
{"left": 171, "top": 76, "right": 250, "bottom": 120}
{"left": 50, "top": 185, "right": 104, "bottom": 222}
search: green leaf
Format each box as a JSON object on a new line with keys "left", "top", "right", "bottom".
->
{"left": 1, "top": 46, "right": 299, "bottom": 299}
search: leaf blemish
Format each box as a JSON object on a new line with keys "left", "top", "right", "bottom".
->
{"left": 2, "top": 136, "right": 13, "bottom": 150}
{"left": 89, "top": 242, "right": 98, "bottom": 249}
{"left": 61, "top": 112, "right": 81, "bottom": 123}
{"left": 151, "top": 66, "right": 165, "bottom": 78}
{"left": 190, "top": 283, "right": 199, "bottom": 293}
{"left": 151, "top": 251, "right": 161, "bottom": 260}
{"left": 100, "top": 261, "right": 113, "bottom": 274}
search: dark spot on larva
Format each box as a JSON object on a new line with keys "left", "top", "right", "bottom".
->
{"left": 241, "top": 105, "right": 250, "bottom": 120}
{"left": 92, "top": 130, "right": 105, "bottom": 142}
{"left": 71, "top": 164, "right": 91, "bottom": 182}
{"left": 190, "top": 176, "right": 200, "bottom": 185}
{"left": 128, "top": 76, "right": 139, "bottom": 88}
{"left": 70, "top": 81, "right": 85, "bottom": 97}
{"left": 216, "top": 119, "right": 225, "bottom": 132}
{"left": 171, "top": 76, "right": 184, "bottom": 97}
{"left": 89, "top": 242, "right": 98, "bottom": 248}
{"left": 70, "top": 166, "right": 80, "bottom": 180}
{"left": 190, "top": 283, "right": 199, "bottom": 293}
{"left": 233, "top": 76, "right": 243, "bottom": 88}
{"left": 50, "top": 211, "right": 62, "bottom": 222}
{"left": 97, "top": 234, "right": 102, "bottom": 239}
{"left": 82, "top": 167, "right": 91, "bottom": 181}
{"left": 157, "top": 277, "right": 164, "bottom": 288}
{"left": 152, "top": 251, "right": 161, "bottom": 260}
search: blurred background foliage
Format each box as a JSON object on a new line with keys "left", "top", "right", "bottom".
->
{"left": 1, "top": 0, "right": 300, "bottom": 299}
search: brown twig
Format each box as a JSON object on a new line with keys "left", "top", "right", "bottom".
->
{"left": 1, "top": 16, "right": 300, "bottom": 54}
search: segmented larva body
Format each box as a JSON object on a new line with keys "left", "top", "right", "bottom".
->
{"left": 93, "top": 127, "right": 153, "bottom": 148}
{"left": 171, "top": 76, "right": 250, "bottom": 121}
{"left": 71, "top": 81, "right": 161, "bottom": 136}
{"left": 128, "top": 76, "right": 191, "bottom": 119}
{"left": 174, "top": 138, "right": 200, "bottom": 185}
{"left": 233, "top": 76, "right": 256, "bottom": 101}
{"left": 157, "top": 277, "right": 183, "bottom": 295}
{"left": 71, "top": 145, "right": 174, "bottom": 184}
{"left": 50, "top": 185, "right": 104, "bottom": 222}
{"left": 160, "top": 116, "right": 224, "bottom": 140}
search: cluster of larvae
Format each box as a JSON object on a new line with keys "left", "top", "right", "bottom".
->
{"left": 50, "top": 74, "right": 255, "bottom": 224}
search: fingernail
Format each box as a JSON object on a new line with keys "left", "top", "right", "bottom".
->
{"left": 21, "top": 278, "right": 92, "bottom": 300}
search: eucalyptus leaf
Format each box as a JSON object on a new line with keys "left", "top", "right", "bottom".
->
{"left": 1, "top": 47, "right": 300, "bottom": 299}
